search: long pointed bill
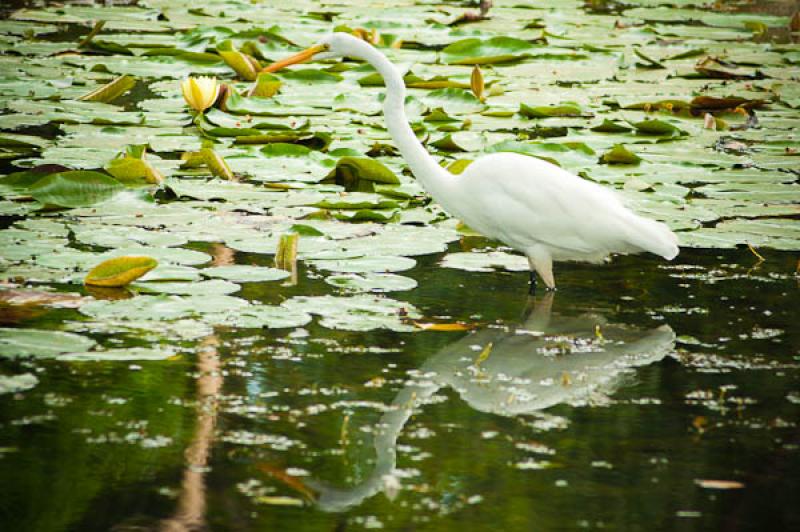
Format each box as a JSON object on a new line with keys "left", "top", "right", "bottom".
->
{"left": 262, "top": 44, "right": 328, "bottom": 73}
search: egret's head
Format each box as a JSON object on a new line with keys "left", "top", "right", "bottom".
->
{"left": 263, "top": 33, "right": 363, "bottom": 72}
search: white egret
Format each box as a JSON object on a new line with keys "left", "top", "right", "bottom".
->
{"left": 265, "top": 33, "right": 679, "bottom": 291}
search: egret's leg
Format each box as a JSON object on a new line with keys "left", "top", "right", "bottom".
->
{"left": 528, "top": 269, "right": 537, "bottom": 295}
{"left": 527, "top": 248, "right": 556, "bottom": 291}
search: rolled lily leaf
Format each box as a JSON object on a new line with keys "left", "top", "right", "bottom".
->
{"left": 78, "top": 75, "right": 136, "bottom": 103}
{"left": 275, "top": 233, "right": 298, "bottom": 271}
{"left": 248, "top": 72, "right": 282, "bottom": 98}
{"left": 600, "top": 144, "right": 642, "bottom": 165}
{"left": 471, "top": 66, "right": 485, "bottom": 102}
{"left": 200, "top": 147, "right": 235, "bottom": 180}
{"left": 105, "top": 145, "right": 163, "bottom": 184}
{"left": 84, "top": 256, "right": 158, "bottom": 287}
{"left": 217, "top": 40, "right": 260, "bottom": 81}
{"left": 334, "top": 157, "right": 400, "bottom": 190}
{"left": 630, "top": 118, "right": 685, "bottom": 137}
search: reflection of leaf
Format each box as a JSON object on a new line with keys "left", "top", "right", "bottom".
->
{"left": 414, "top": 321, "right": 475, "bottom": 331}
{"left": 694, "top": 479, "right": 745, "bottom": 490}
{"left": 85, "top": 256, "right": 158, "bottom": 287}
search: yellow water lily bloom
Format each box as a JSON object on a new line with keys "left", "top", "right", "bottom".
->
{"left": 180, "top": 76, "right": 219, "bottom": 113}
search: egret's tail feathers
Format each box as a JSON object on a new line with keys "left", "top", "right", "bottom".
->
{"left": 625, "top": 215, "right": 679, "bottom": 260}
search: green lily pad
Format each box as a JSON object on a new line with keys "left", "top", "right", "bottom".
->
{"left": 132, "top": 279, "right": 240, "bottom": 296}
{"left": 28, "top": 171, "right": 126, "bottom": 208}
{"left": 440, "top": 251, "right": 529, "bottom": 273}
{"left": 85, "top": 256, "right": 159, "bottom": 287}
{"left": 0, "top": 329, "right": 96, "bottom": 358}
{"left": 441, "top": 37, "right": 534, "bottom": 65}
{"left": 520, "top": 103, "right": 583, "bottom": 118}
{"left": 201, "top": 265, "right": 290, "bottom": 283}
{"left": 600, "top": 145, "right": 642, "bottom": 165}
{"left": 308, "top": 255, "right": 416, "bottom": 273}
{"left": 325, "top": 272, "right": 418, "bottom": 293}
{"left": 282, "top": 294, "right": 420, "bottom": 332}
{"left": 0, "top": 373, "right": 38, "bottom": 395}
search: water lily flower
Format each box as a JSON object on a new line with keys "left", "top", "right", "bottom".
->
{"left": 180, "top": 76, "right": 220, "bottom": 113}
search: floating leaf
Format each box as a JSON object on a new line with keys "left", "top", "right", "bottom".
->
{"left": 600, "top": 144, "right": 642, "bottom": 165}
{"left": 326, "top": 272, "right": 417, "bottom": 293}
{"left": 470, "top": 65, "right": 485, "bottom": 102}
{"left": 0, "top": 329, "right": 96, "bottom": 358}
{"left": 441, "top": 36, "right": 534, "bottom": 64}
{"left": 591, "top": 119, "right": 633, "bottom": 133}
{"left": 217, "top": 40, "right": 260, "bottom": 81}
{"left": 634, "top": 48, "right": 665, "bottom": 69}
{"left": 28, "top": 171, "right": 126, "bottom": 208}
{"left": 0, "top": 373, "right": 38, "bottom": 395}
{"left": 202, "top": 265, "right": 290, "bottom": 283}
{"left": 105, "top": 145, "right": 163, "bottom": 184}
{"left": 520, "top": 103, "right": 582, "bottom": 118}
{"left": 248, "top": 72, "right": 282, "bottom": 98}
{"left": 630, "top": 119, "right": 685, "bottom": 137}
{"left": 334, "top": 156, "right": 399, "bottom": 190}
{"left": 275, "top": 233, "right": 298, "bottom": 271}
{"left": 200, "top": 147, "right": 235, "bottom": 180}
{"left": 78, "top": 75, "right": 136, "bottom": 103}
{"left": 84, "top": 256, "right": 158, "bottom": 287}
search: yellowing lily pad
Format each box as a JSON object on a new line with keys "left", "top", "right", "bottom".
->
{"left": 84, "top": 256, "right": 158, "bottom": 287}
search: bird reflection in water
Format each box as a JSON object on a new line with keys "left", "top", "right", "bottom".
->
{"left": 305, "top": 293, "right": 676, "bottom": 511}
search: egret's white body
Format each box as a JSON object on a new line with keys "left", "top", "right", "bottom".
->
{"left": 269, "top": 33, "right": 679, "bottom": 289}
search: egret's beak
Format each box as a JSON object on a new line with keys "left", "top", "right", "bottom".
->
{"left": 262, "top": 44, "right": 328, "bottom": 73}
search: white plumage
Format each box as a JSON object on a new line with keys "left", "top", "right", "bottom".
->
{"left": 266, "top": 33, "right": 679, "bottom": 290}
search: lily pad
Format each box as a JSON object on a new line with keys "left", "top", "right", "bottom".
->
{"left": 0, "top": 329, "right": 96, "bottom": 358}
{"left": 282, "top": 294, "right": 420, "bottom": 332}
{"left": 28, "top": 171, "right": 126, "bottom": 208}
{"left": 84, "top": 256, "right": 159, "bottom": 287}
{"left": 441, "top": 37, "right": 534, "bottom": 65}
{"left": 201, "top": 265, "right": 290, "bottom": 283}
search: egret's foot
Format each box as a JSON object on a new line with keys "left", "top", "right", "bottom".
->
{"left": 528, "top": 271, "right": 537, "bottom": 295}
{"left": 545, "top": 286, "right": 557, "bottom": 292}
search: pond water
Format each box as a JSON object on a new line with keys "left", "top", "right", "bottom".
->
{"left": 1, "top": 0, "right": 799, "bottom": 530}
{"left": 1, "top": 246, "right": 798, "bottom": 531}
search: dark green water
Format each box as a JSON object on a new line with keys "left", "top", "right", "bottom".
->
{"left": 1, "top": 246, "right": 798, "bottom": 531}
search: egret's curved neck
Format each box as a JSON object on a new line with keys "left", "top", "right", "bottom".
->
{"left": 347, "top": 41, "right": 456, "bottom": 206}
